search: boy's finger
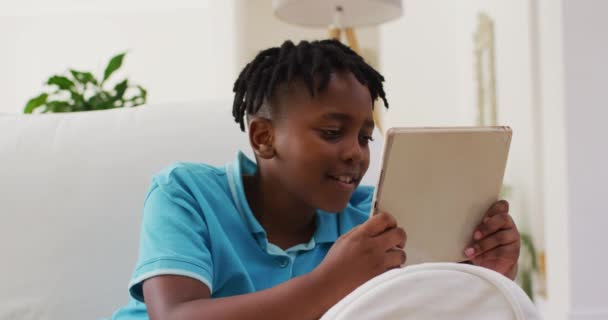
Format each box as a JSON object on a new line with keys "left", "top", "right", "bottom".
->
{"left": 375, "top": 226, "right": 407, "bottom": 250}
{"left": 362, "top": 212, "right": 397, "bottom": 237}
{"left": 485, "top": 200, "right": 510, "bottom": 218}
{"left": 473, "top": 213, "right": 512, "bottom": 241}
{"left": 465, "top": 229, "right": 519, "bottom": 258}
{"left": 470, "top": 243, "right": 519, "bottom": 263}
{"left": 384, "top": 248, "right": 406, "bottom": 270}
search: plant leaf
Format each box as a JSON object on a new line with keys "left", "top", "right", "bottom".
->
{"left": 132, "top": 98, "right": 145, "bottom": 107}
{"left": 70, "top": 70, "right": 98, "bottom": 86}
{"left": 114, "top": 79, "right": 128, "bottom": 100}
{"left": 69, "top": 91, "right": 87, "bottom": 111}
{"left": 88, "top": 92, "right": 114, "bottom": 110}
{"left": 521, "top": 270, "right": 534, "bottom": 301}
{"left": 24, "top": 93, "right": 48, "bottom": 114}
{"left": 47, "top": 75, "right": 75, "bottom": 90}
{"left": 138, "top": 85, "right": 147, "bottom": 100}
{"left": 520, "top": 233, "right": 538, "bottom": 271}
{"left": 103, "top": 52, "right": 126, "bottom": 82}
{"left": 46, "top": 100, "right": 72, "bottom": 113}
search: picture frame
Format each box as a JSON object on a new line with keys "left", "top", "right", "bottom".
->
{"left": 474, "top": 13, "right": 498, "bottom": 126}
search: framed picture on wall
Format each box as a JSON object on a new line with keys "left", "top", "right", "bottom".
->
{"left": 474, "top": 13, "right": 497, "bottom": 126}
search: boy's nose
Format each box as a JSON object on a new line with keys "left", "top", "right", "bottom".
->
{"left": 340, "top": 136, "right": 365, "bottom": 164}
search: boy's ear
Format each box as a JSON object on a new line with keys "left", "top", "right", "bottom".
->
{"left": 248, "top": 117, "right": 275, "bottom": 159}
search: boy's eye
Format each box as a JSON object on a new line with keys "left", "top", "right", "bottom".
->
{"left": 318, "top": 129, "right": 374, "bottom": 146}
{"left": 359, "top": 135, "right": 374, "bottom": 146}
{"left": 319, "top": 129, "right": 343, "bottom": 140}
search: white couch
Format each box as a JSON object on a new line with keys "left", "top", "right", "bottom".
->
{"left": 0, "top": 101, "right": 384, "bottom": 319}
{"left": 0, "top": 101, "right": 539, "bottom": 320}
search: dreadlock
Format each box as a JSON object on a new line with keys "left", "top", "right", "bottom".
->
{"left": 232, "top": 39, "right": 389, "bottom": 131}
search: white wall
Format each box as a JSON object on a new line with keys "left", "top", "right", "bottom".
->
{"left": 536, "top": 0, "right": 608, "bottom": 318}
{"left": 379, "top": 0, "right": 544, "bottom": 255}
{"left": 560, "top": 1, "right": 608, "bottom": 319}
{"left": 0, "top": 0, "right": 238, "bottom": 114}
{"left": 536, "top": 0, "right": 570, "bottom": 318}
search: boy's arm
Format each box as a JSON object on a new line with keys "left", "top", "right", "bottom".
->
{"left": 144, "top": 270, "right": 332, "bottom": 320}
{"left": 143, "top": 212, "right": 407, "bottom": 320}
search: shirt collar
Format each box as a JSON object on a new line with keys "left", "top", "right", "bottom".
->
{"left": 229, "top": 151, "right": 265, "bottom": 237}
{"left": 313, "top": 211, "right": 339, "bottom": 244}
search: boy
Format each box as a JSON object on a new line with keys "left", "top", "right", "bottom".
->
{"left": 111, "top": 40, "right": 520, "bottom": 320}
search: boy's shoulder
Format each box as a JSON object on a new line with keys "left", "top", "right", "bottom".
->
{"left": 157, "top": 161, "right": 225, "bottom": 180}
{"left": 150, "top": 161, "right": 229, "bottom": 197}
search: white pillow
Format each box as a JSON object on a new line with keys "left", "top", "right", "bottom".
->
{"left": 321, "top": 263, "right": 542, "bottom": 320}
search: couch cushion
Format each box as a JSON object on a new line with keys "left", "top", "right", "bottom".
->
{"left": 0, "top": 101, "right": 252, "bottom": 319}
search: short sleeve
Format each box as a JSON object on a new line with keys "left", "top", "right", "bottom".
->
{"left": 128, "top": 180, "right": 213, "bottom": 302}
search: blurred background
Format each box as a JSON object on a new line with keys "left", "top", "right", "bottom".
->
{"left": 1, "top": 1, "right": 606, "bottom": 319}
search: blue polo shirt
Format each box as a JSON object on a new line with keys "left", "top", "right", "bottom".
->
{"left": 111, "top": 152, "right": 373, "bottom": 319}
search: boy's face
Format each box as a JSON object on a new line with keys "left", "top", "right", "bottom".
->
{"left": 261, "top": 71, "right": 374, "bottom": 213}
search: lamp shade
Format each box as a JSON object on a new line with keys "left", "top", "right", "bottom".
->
{"left": 272, "top": 0, "right": 403, "bottom": 28}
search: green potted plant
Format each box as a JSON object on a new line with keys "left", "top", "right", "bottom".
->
{"left": 501, "top": 184, "right": 541, "bottom": 301}
{"left": 518, "top": 232, "right": 539, "bottom": 300}
{"left": 24, "top": 52, "right": 147, "bottom": 113}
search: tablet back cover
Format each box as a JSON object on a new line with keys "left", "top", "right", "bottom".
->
{"left": 372, "top": 127, "right": 512, "bottom": 265}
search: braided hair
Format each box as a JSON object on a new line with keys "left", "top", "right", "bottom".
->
{"left": 232, "top": 39, "right": 389, "bottom": 131}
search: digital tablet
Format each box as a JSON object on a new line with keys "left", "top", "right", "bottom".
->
{"left": 371, "top": 126, "right": 512, "bottom": 266}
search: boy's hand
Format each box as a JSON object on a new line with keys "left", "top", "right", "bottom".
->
{"left": 464, "top": 200, "right": 520, "bottom": 280}
{"left": 313, "top": 212, "right": 406, "bottom": 303}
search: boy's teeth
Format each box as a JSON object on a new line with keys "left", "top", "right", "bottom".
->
{"left": 338, "top": 176, "right": 352, "bottom": 183}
